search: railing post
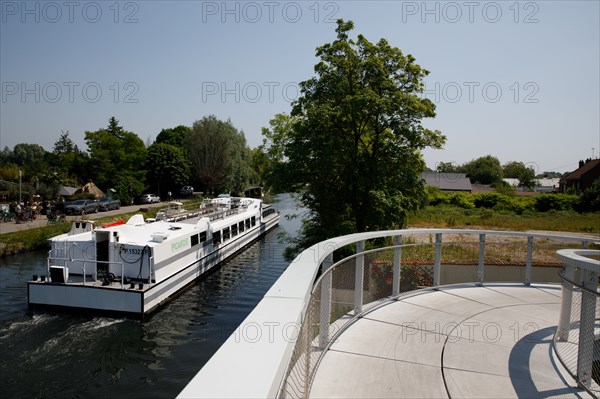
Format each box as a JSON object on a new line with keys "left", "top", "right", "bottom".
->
{"left": 557, "top": 265, "right": 576, "bottom": 341}
{"left": 577, "top": 268, "right": 598, "bottom": 389}
{"left": 304, "top": 302, "right": 312, "bottom": 399}
{"left": 477, "top": 234, "right": 485, "bottom": 285}
{"left": 434, "top": 233, "right": 442, "bottom": 286}
{"left": 393, "top": 235, "right": 402, "bottom": 297}
{"left": 354, "top": 240, "right": 365, "bottom": 316}
{"left": 319, "top": 253, "right": 333, "bottom": 349}
{"left": 525, "top": 236, "right": 533, "bottom": 285}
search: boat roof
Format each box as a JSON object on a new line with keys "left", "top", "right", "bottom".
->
{"left": 90, "top": 198, "right": 262, "bottom": 247}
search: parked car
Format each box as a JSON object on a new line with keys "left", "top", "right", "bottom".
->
{"left": 96, "top": 197, "right": 121, "bottom": 211}
{"left": 179, "top": 186, "right": 194, "bottom": 197}
{"left": 139, "top": 194, "right": 161, "bottom": 204}
{"left": 64, "top": 199, "right": 98, "bottom": 215}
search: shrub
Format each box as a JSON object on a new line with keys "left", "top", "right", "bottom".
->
{"left": 578, "top": 178, "right": 600, "bottom": 212}
{"left": 474, "top": 192, "right": 511, "bottom": 209}
{"left": 494, "top": 180, "right": 516, "bottom": 196}
{"left": 426, "top": 187, "right": 449, "bottom": 206}
{"left": 535, "top": 194, "right": 579, "bottom": 212}
{"left": 449, "top": 192, "right": 475, "bottom": 209}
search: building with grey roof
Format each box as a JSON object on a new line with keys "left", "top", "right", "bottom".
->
{"left": 420, "top": 172, "right": 472, "bottom": 192}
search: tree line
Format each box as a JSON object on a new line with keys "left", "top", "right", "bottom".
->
{"left": 0, "top": 116, "right": 267, "bottom": 205}
{"left": 435, "top": 155, "right": 567, "bottom": 188}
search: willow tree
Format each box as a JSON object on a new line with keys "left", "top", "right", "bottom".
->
{"left": 268, "top": 20, "right": 445, "bottom": 251}
{"left": 187, "top": 116, "right": 251, "bottom": 195}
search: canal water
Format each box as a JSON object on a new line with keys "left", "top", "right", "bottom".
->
{"left": 0, "top": 194, "right": 302, "bottom": 398}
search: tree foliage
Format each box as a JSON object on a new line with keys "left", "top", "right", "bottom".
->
{"left": 156, "top": 125, "right": 191, "bottom": 148}
{"left": 462, "top": 155, "right": 503, "bottom": 185}
{"left": 187, "top": 115, "right": 251, "bottom": 195}
{"left": 85, "top": 117, "right": 147, "bottom": 199}
{"left": 502, "top": 161, "right": 536, "bottom": 188}
{"left": 267, "top": 20, "right": 445, "bottom": 253}
{"left": 436, "top": 161, "right": 460, "bottom": 173}
{"left": 260, "top": 113, "right": 299, "bottom": 193}
{"left": 146, "top": 142, "right": 191, "bottom": 196}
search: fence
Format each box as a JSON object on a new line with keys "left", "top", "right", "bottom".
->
{"left": 278, "top": 230, "right": 597, "bottom": 399}
{"left": 554, "top": 249, "right": 600, "bottom": 396}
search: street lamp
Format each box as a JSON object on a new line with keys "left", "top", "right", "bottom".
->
{"left": 18, "top": 168, "right": 22, "bottom": 203}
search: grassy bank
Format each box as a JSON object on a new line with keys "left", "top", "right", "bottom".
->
{"left": 408, "top": 204, "right": 600, "bottom": 234}
{"left": 1, "top": 198, "right": 597, "bottom": 257}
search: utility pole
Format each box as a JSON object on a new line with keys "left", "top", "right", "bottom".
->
{"left": 18, "top": 168, "right": 22, "bottom": 203}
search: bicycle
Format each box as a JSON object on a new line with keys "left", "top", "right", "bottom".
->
{"left": 47, "top": 212, "right": 66, "bottom": 225}
{"left": 0, "top": 211, "right": 16, "bottom": 223}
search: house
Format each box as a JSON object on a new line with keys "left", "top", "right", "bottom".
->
{"left": 559, "top": 158, "right": 600, "bottom": 193}
{"left": 420, "top": 172, "right": 472, "bottom": 192}
{"left": 58, "top": 186, "right": 78, "bottom": 199}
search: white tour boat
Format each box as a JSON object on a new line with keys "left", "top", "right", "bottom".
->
{"left": 27, "top": 196, "right": 280, "bottom": 319}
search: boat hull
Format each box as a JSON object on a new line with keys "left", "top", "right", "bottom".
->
{"left": 28, "top": 215, "right": 280, "bottom": 319}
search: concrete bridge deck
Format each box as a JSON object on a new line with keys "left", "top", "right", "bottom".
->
{"left": 310, "top": 284, "right": 592, "bottom": 398}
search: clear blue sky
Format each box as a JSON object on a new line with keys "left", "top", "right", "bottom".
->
{"left": 1, "top": 0, "right": 598, "bottom": 173}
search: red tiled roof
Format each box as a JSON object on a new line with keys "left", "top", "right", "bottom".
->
{"left": 561, "top": 159, "right": 600, "bottom": 181}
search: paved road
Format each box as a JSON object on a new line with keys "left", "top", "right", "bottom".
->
{"left": 0, "top": 203, "right": 165, "bottom": 235}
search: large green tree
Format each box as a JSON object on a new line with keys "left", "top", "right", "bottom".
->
{"left": 187, "top": 116, "right": 251, "bottom": 195}
{"left": 146, "top": 142, "right": 191, "bottom": 196}
{"left": 502, "top": 161, "right": 536, "bottom": 189}
{"left": 85, "top": 117, "right": 146, "bottom": 199}
{"left": 156, "top": 125, "right": 191, "bottom": 148}
{"left": 47, "top": 131, "right": 90, "bottom": 187}
{"left": 268, "top": 20, "right": 445, "bottom": 251}
{"left": 463, "top": 155, "right": 503, "bottom": 185}
{"left": 261, "top": 113, "right": 299, "bottom": 193}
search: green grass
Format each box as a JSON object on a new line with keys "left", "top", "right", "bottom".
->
{"left": 408, "top": 204, "right": 600, "bottom": 234}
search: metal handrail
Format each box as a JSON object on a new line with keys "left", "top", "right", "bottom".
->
{"left": 45, "top": 255, "right": 126, "bottom": 286}
{"left": 280, "top": 233, "right": 597, "bottom": 398}
{"left": 553, "top": 249, "right": 600, "bottom": 395}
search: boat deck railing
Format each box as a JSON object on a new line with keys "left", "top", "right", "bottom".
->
{"left": 177, "top": 229, "right": 599, "bottom": 399}
{"left": 170, "top": 203, "right": 248, "bottom": 224}
{"left": 43, "top": 255, "right": 127, "bottom": 285}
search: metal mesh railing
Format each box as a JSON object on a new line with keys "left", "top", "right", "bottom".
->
{"left": 277, "top": 231, "right": 596, "bottom": 399}
{"left": 553, "top": 269, "right": 600, "bottom": 395}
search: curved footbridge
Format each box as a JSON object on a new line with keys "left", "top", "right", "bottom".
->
{"left": 178, "top": 229, "right": 599, "bottom": 399}
{"left": 310, "top": 283, "right": 584, "bottom": 398}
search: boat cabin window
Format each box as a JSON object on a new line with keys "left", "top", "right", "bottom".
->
{"left": 238, "top": 221, "right": 244, "bottom": 232}
{"left": 191, "top": 234, "right": 199, "bottom": 247}
{"left": 262, "top": 208, "right": 276, "bottom": 218}
{"left": 213, "top": 231, "right": 221, "bottom": 245}
{"left": 231, "top": 224, "right": 238, "bottom": 237}
{"left": 251, "top": 216, "right": 256, "bottom": 226}
{"left": 223, "top": 227, "right": 230, "bottom": 241}
{"left": 245, "top": 219, "right": 250, "bottom": 229}
{"left": 200, "top": 231, "right": 207, "bottom": 243}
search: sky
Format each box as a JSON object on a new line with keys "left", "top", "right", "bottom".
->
{"left": 1, "top": 0, "right": 599, "bottom": 174}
